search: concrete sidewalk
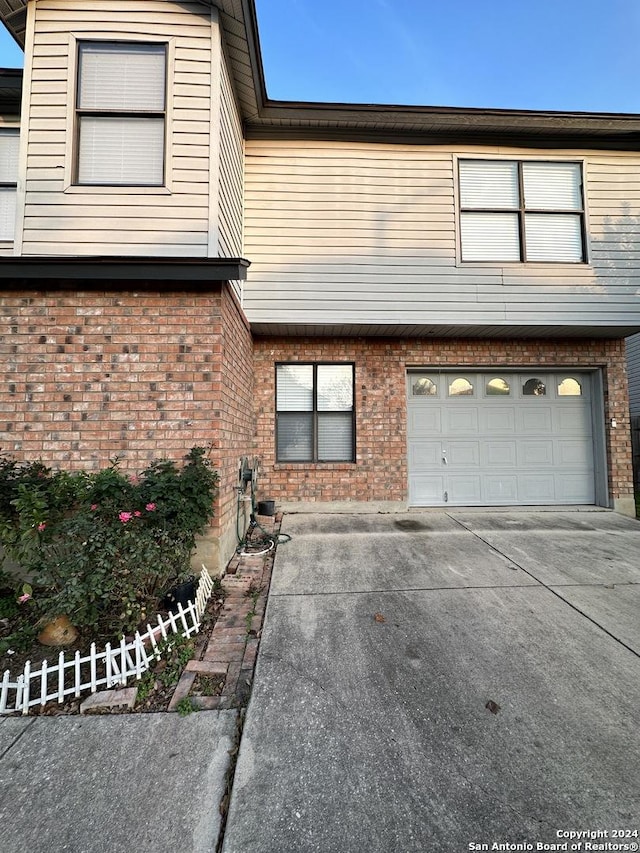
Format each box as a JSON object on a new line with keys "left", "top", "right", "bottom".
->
{"left": 222, "top": 510, "right": 640, "bottom": 853}
{"left": 0, "top": 711, "right": 236, "bottom": 853}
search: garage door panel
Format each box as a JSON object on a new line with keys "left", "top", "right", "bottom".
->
{"left": 447, "top": 442, "right": 480, "bottom": 467}
{"left": 481, "top": 407, "right": 516, "bottom": 433}
{"left": 517, "top": 407, "right": 553, "bottom": 433}
{"left": 518, "top": 440, "right": 554, "bottom": 467}
{"left": 408, "top": 441, "right": 441, "bottom": 468}
{"left": 410, "top": 475, "right": 445, "bottom": 504}
{"left": 554, "top": 406, "right": 592, "bottom": 434}
{"left": 556, "top": 473, "right": 594, "bottom": 502}
{"left": 446, "top": 408, "right": 479, "bottom": 433}
{"left": 518, "top": 474, "right": 556, "bottom": 502}
{"left": 408, "top": 408, "right": 442, "bottom": 435}
{"left": 447, "top": 475, "right": 482, "bottom": 503}
{"left": 556, "top": 439, "right": 592, "bottom": 466}
{"left": 483, "top": 475, "right": 519, "bottom": 502}
{"left": 483, "top": 441, "right": 517, "bottom": 467}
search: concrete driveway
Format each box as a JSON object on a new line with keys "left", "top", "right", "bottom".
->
{"left": 222, "top": 510, "right": 640, "bottom": 853}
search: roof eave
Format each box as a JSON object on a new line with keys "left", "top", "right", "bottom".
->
{"left": 0, "top": 1, "right": 27, "bottom": 48}
{"left": 245, "top": 99, "right": 640, "bottom": 148}
{"left": 0, "top": 256, "right": 251, "bottom": 282}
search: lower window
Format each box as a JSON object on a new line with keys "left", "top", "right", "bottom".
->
{"left": 276, "top": 363, "right": 355, "bottom": 462}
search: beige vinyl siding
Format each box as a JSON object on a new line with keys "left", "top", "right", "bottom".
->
{"left": 243, "top": 140, "right": 640, "bottom": 330}
{"left": 217, "top": 45, "right": 243, "bottom": 299}
{"left": 218, "top": 48, "right": 243, "bottom": 257}
{"left": 20, "top": 0, "right": 216, "bottom": 257}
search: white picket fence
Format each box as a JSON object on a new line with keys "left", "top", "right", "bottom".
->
{"left": 0, "top": 566, "right": 215, "bottom": 716}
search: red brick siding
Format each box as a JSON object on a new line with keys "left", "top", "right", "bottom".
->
{"left": 216, "top": 287, "right": 255, "bottom": 541}
{"left": 0, "top": 283, "right": 254, "bottom": 545}
{"left": 253, "top": 337, "right": 632, "bottom": 504}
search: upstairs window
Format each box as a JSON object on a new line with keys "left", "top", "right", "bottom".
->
{"left": 459, "top": 159, "right": 585, "bottom": 263}
{"left": 0, "top": 128, "right": 19, "bottom": 241}
{"left": 76, "top": 42, "right": 166, "bottom": 186}
{"left": 276, "top": 363, "right": 355, "bottom": 462}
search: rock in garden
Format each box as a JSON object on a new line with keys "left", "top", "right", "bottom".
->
{"left": 38, "top": 615, "right": 79, "bottom": 646}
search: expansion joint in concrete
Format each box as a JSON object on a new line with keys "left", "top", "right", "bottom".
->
{"left": 446, "top": 512, "right": 640, "bottom": 662}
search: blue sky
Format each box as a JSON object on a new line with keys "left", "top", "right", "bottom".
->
{"left": 1, "top": 0, "right": 639, "bottom": 113}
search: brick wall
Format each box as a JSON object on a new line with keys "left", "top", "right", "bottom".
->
{"left": 253, "top": 336, "right": 632, "bottom": 505}
{"left": 0, "top": 282, "right": 255, "bottom": 569}
{"left": 216, "top": 286, "right": 255, "bottom": 560}
{"left": 1, "top": 291, "right": 632, "bottom": 545}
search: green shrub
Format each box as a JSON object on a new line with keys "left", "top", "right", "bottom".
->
{"left": 0, "top": 447, "right": 218, "bottom": 635}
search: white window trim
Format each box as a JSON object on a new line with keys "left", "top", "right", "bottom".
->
{"left": 453, "top": 154, "right": 591, "bottom": 267}
{"left": 64, "top": 33, "right": 175, "bottom": 194}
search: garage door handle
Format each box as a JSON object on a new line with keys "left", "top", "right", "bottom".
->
{"left": 442, "top": 452, "right": 448, "bottom": 465}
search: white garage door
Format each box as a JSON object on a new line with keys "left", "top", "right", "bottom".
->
{"left": 407, "top": 371, "right": 596, "bottom": 506}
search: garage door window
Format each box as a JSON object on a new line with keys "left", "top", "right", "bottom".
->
{"left": 448, "top": 377, "right": 474, "bottom": 397}
{"left": 412, "top": 376, "right": 438, "bottom": 397}
{"left": 522, "top": 378, "right": 547, "bottom": 396}
{"left": 486, "top": 377, "right": 511, "bottom": 396}
{"left": 558, "top": 377, "right": 582, "bottom": 396}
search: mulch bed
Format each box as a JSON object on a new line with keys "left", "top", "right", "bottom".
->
{"left": 0, "top": 591, "right": 226, "bottom": 716}
{"left": 0, "top": 512, "right": 282, "bottom": 716}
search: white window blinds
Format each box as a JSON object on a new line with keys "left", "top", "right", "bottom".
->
{"left": 77, "top": 42, "right": 166, "bottom": 186}
{"left": 276, "top": 364, "right": 354, "bottom": 462}
{"left": 460, "top": 212, "right": 520, "bottom": 262}
{"left": 277, "top": 415, "right": 313, "bottom": 461}
{"left": 318, "top": 414, "right": 353, "bottom": 461}
{"left": 78, "top": 117, "right": 165, "bottom": 186}
{"left": 78, "top": 43, "right": 166, "bottom": 111}
{"left": 459, "top": 159, "right": 585, "bottom": 263}
{"left": 459, "top": 160, "right": 519, "bottom": 208}
{"left": 0, "top": 129, "right": 19, "bottom": 241}
{"left": 522, "top": 162, "right": 582, "bottom": 210}
{"left": 317, "top": 365, "right": 354, "bottom": 460}
{"left": 317, "top": 365, "right": 354, "bottom": 411}
{"left": 525, "top": 213, "right": 583, "bottom": 262}
{"left": 0, "top": 129, "right": 19, "bottom": 182}
{"left": 276, "top": 365, "right": 313, "bottom": 411}
{"left": 0, "top": 189, "right": 16, "bottom": 241}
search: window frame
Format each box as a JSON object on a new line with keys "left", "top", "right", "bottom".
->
{"left": 0, "top": 126, "right": 19, "bottom": 242}
{"left": 73, "top": 39, "right": 169, "bottom": 188}
{"left": 457, "top": 157, "right": 588, "bottom": 264}
{"left": 275, "top": 362, "right": 356, "bottom": 463}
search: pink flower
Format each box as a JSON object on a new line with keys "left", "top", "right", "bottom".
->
{"left": 119, "top": 511, "right": 133, "bottom": 524}
{"left": 18, "top": 593, "right": 31, "bottom": 604}
{"left": 134, "top": 511, "right": 142, "bottom": 518}
{"left": 145, "top": 503, "right": 156, "bottom": 512}
{"left": 91, "top": 504, "right": 98, "bottom": 511}
{"left": 37, "top": 522, "right": 46, "bottom": 532}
